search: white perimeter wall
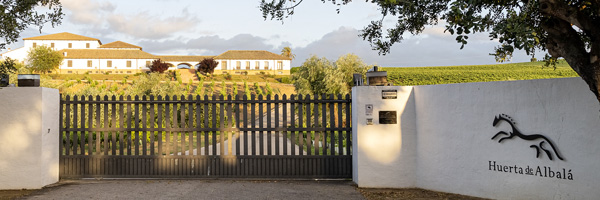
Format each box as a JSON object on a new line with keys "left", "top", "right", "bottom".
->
{"left": 0, "top": 88, "right": 60, "bottom": 189}
{"left": 353, "top": 78, "right": 600, "bottom": 200}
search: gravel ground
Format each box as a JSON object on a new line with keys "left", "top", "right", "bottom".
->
{"left": 0, "top": 180, "right": 486, "bottom": 200}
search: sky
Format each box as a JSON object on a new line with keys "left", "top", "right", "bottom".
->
{"left": 4, "top": 0, "right": 541, "bottom": 67}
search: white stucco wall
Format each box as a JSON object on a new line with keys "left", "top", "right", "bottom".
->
{"left": 24, "top": 40, "right": 100, "bottom": 50}
{"left": 353, "top": 78, "right": 600, "bottom": 199}
{"left": 0, "top": 87, "right": 60, "bottom": 189}
{"left": 352, "top": 86, "right": 417, "bottom": 188}
{"left": 1, "top": 47, "right": 28, "bottom": 62}
{"left": 61, "top": 58, "right": 153, "bottom": 72}
{"left": 216, "top": 59, "right": 291, "bottom": 71}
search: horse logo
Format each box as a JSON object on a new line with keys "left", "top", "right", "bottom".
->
{"left": 491, "top": 114, "right": 564, "bottom": 161}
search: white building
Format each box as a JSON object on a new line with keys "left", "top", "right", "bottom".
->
{"left": 1, "top": 32, "right": 292, "bottom": 75}
{"left": 214, "top": 50, "right": 292, "bottom": 75}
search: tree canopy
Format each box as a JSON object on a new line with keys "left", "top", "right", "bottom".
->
{"left": 197, "top": 58, "right": 219, "bottom": 75}
{"left": 0, "top": 0, "right": 64, "bottom": 50}
{"left": 260, "top": 0, "right": 600, "bottom": 103}
{"left": 292, "top": 53, "right": 370, "bottom": 95}
{"left": 149, "top": 59, "right": 169, "bottom": 73}
{"left": 26, "top": 45, "right": 63, "bottom": 74}
{"left": 281, "top": 46, "right": 296, "bottom": 60}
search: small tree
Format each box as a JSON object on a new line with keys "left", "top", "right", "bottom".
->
{"left": 197, "top": 58, "right": 219, "bottom": 75}
{"left": 26, "top": 45, "right": 63, "bottom": 74}
{"left": 149, "top": 59, "right": 169, "bottom": 73}
{"left": 0, "top": 58, "right": 17, "bottom": 74}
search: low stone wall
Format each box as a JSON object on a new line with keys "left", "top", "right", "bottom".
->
{"left": 0, "top": 88, "right": 59, "bottom": 189}
{"left": 353, "top": 78, "right": 600, "bottom": 199}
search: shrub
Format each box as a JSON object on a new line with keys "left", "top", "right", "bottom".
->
{"left": 149, "top": 59, "right": 169, "bottom": 73}
{"left": 197, "top": 58, "right": 219, "bottom": 75}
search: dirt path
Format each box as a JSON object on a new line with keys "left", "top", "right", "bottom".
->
{"left": 178, "top": 69, "right": 198, "bottom": 82}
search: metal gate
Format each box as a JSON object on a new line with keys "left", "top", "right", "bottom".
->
{"left": 59, "top": 94, "right": 352, "bottom": 178}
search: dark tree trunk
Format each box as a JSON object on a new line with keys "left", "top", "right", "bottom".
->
{"left": 539, "top": 0, "right": 600, "bottom": 103}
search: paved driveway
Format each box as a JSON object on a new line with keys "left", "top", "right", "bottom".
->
{"left": 23, "top": 180, "right": 365, "bottom": 200}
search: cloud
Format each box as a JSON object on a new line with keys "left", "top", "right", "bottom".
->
{"left": 106, "top": 11, "right": 198, "bottom": 39}
{"left": 136, "top": 26, "right": 537, "bottom": 68}
{"left": 139, "top": 34, "right": 278, "bottom": 56}
{"left": 61, "top": 0, "right": 198, "bottom": 39}
{"left": 61, "top": 0, "right": 115, "bottom": 25}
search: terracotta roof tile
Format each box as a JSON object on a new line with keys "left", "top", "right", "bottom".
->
{"left": 158, "top": 55, "right": 214, "bottom": 62}
{"left": 60, "top": 49, "right": 157, "bottom": 59}
{"left": 99, "top": 41, "right": 142, "bottom": 50}
{"left": 214, "top": 50, "right": 292, "bottom": 60}
{"left": 23, "top": 32, "right": 100, "bottom": 42}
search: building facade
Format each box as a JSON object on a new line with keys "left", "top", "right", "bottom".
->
{"left": 1, "top": 32, "right": 292, "bottom": 75}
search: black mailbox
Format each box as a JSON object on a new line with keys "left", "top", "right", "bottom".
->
{"left": 379, "top": 111, "right": 397, "bottom": 124}
{"left": 18, "top": 74, "right": 40, "bottom": 87}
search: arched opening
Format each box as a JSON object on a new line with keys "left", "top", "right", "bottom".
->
{"left": 177, "top": 63, "right": 192, "bottom": 69}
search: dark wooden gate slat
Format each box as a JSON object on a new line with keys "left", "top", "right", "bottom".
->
{"left": 259, "top": 95, "right": 264, "bottom": 156}
{"left": 219, "top": 95, "right": 225, "bottom": 156}
{"left": 282, "top": 94, "right": 287, "bottom": 156}
{"left": 321, "top": 94, "right": 327, "bottom": 156}
{"left": 290, "top": 95, "right": 296, "bottom": 156}
{"left": 188, "top": 95, "right": 193, "bottom": 156}
{"left": 211, "top": 95, "right": 217, "bottom": 156}
{"left": 195, "top": 95, "right": 200, "bottom": 156}
{"left": 298, "top": 94, "right": 304, "bottom": 155}
{"left": 65, "top": 95, "right": 71, "bottom": 156}
{"left": 274, "top": 95, "right": 279, "bottom": 156}
{"left": 306, "top": 94, "right": 312, "bottom": 156}
{"left": 235, "top": 95, "right": 240, "bottom": 155}
{"left": 80, "top": 96, "right": 86, "bottom": 155}
{"left": 150, "top": 95, "right": 155, "bottom": 156}
{"left": 226, "top": 95, "right": 233, "bottom": 155}
{"left": 165, "top": 96, "right": 171, "bottom": 156}
{"left": 103, "top": 95, "right": 109, "bottom": 155}
{"left": 119, "top": 96, "right": 124, "bottom": 156}
{"left": 180, "top": 95, "right": 186, "bottom": 156}
{"left": 111, "top": 96, "right": 117, "bottom": 155}
{"left": 203, "top": 95, "right": 209, "bottom": 156}
{"left": 251, "top": 94, "right": 256, "bottom": 156}
{"left": 142, "top": 96, "right": 148, "bottom": 155}
{"left": 134, "top": 96, "right": 140, "bottom": 156}
{"left": 345, "top": 94, "right": 351, "bottom": 155}
{"left": 243, "top": 95, "right": 248, "bottom": 156}
{"left": 73, "top": 96, "right": 79, "bottom": 155}
{"left": 157, "top": 96, "right": 163, "bottom": 156}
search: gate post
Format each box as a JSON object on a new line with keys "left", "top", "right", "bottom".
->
{"left": 0, "top": 87, "right": 59, "bottom": 189}
{"left": 351, "top": 86, "right": 418, "bottom": 188}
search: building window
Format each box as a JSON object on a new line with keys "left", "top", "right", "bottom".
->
{"left": 127, "top": 61, "right": 132, "bottom": 68}
{"left": 277, "top": 61, "right": 283, "bottom": 70}
{"left": 86, "top": 43, "right": 90, "bottom": 48}
{"left": 51, "top": 43, "right": 55, "bottom": 48}
{"left": 107, "top": 60, "right": 112, "bottom": 67}
{"left": 87, "top": 60, "right": 92, "bottom": 67}
{"left": 222, "top": 61, "right": 228, "bottom": 70}
{"left": 245, "top": 61, "right": 250, "bottom": 70}
{"left": 255, "top": 61, "right": 260, "bottom": 70}
{"left": 127, "top": 71, "right": 132, "bottom": 74}
{"left": 33, "top": 42, "right": 37, "bottom": 47}
{"left": 67, "top": 60, "right": 72, "bottom": 67}
{"left": 264, "top": 61, "right": 269, "bottom": 70}
{"left": 236, "top": 61, "right": 241, "bottom": 70}
{"left": 67, "top": 71, "right": 72, "bottom": 74}
{"left": 68, "top": 43, "right": 72, "bottom": 48}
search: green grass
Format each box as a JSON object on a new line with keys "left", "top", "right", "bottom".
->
{"left": 383, "top": 61, "right": 578, "bottom": 86}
